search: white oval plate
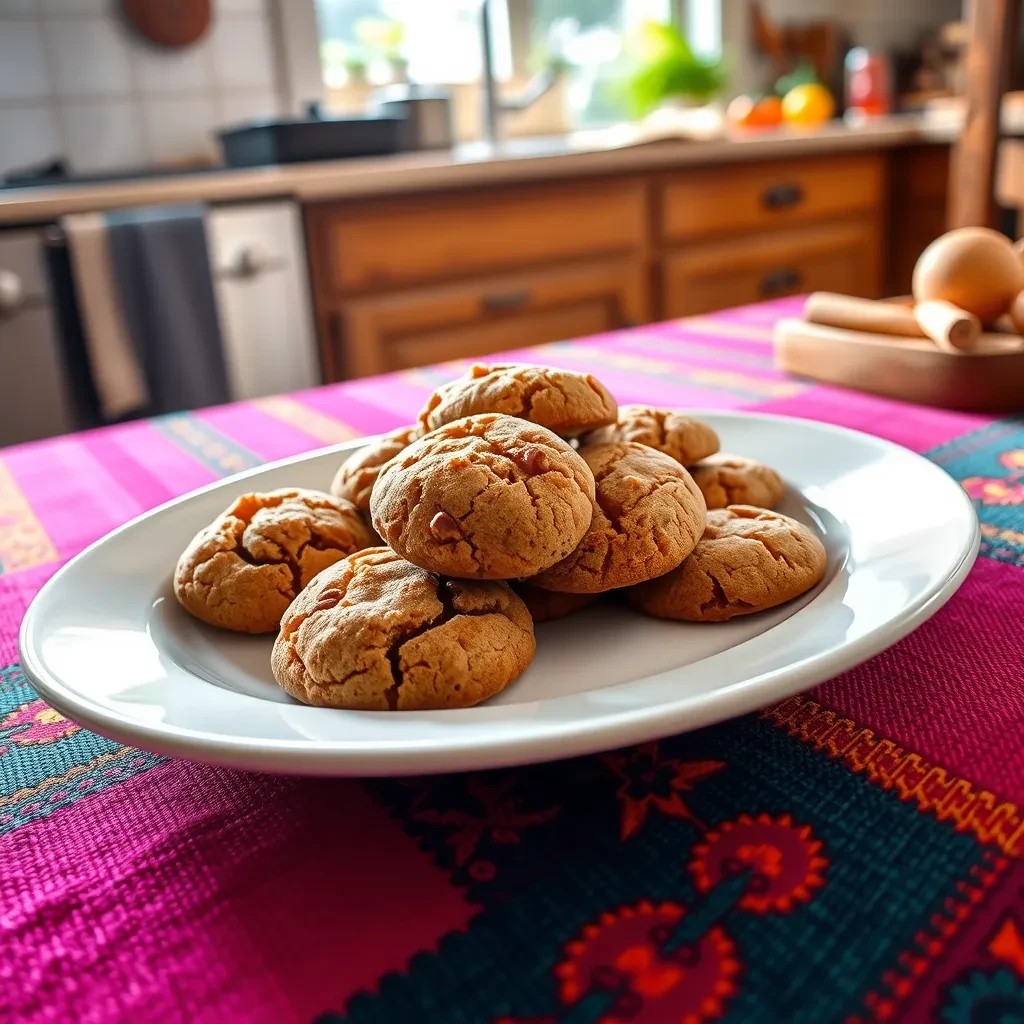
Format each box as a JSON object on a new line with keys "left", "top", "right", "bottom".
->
{"left": 19, "top": 412, "right": 978, "bottom": 777}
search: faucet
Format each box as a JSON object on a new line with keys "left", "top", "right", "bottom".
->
{"left": 479, "top": 0, "right": 562, "bottom": 144}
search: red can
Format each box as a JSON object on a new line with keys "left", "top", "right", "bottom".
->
{"left": 845, "top": 47, "right": 892, "bottom": 118}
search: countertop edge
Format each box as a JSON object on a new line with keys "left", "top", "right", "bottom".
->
{"left": 0, "top": 118, "right": 952, "bottom": 227}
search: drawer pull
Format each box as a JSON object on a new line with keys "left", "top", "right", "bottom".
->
{"left": 759, "top": 268, "right": 802, "bottom": 296}
{"left": 762, "top": 182, "right": 804, "bottom": 210}
{"left": 482, "top": 289, "right": 531, "bottom": 312}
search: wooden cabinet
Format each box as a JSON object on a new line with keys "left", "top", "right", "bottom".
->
{"left": 332, "top": 256, "right": 648, "bottom": 378}
{"left": 303, "top": 148, "right": 908, "bottom": 382}
{"left": 659, "top": 154, "right": 884, "bottom": 241}
{"left": 661, "top": 221, "right": 881, "bottom": 318}
{"left": 311, "top": 179, "right": 647, "bottom": 293}
{"left": 886, "top": 144, "right": 950, "bottom": 296}
{"left": 657, "top": 153, "right": 885, "bottom": 318}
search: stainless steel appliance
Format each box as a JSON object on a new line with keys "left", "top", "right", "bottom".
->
{"left": 0, "top": 230, "right": 73, "bottom": 446}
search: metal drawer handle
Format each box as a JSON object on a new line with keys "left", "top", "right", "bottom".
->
{"left": 482, "top": 289, "right": 531, "bottom": 313}
{"left": 759, "top": 268, "right": 802, "bottom": 296}
{"left": 762, "top": 182, "right": 804, "bottom": 210}
{"left": 219, "top": 244, "right": 285, "bottom": 280}
{"left": 0, "top": 270, "right": 24, "bottom": 317}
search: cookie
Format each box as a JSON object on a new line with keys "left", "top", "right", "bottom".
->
{"left": 272, "top": 547, "right": 535, "bottom": 710}
{"left": 630, "top": 505, "right": 826, "bottom": 622}
{"left": 583, "top": 405, "right": 719, "bottom": 464}
{"left": 690, "top": 454, "right": 784, "bottom": 510}
{"left": 530, "top": 442, "right": 706, "bottom": 593}
{"left": 513, "top": 582, "right": 598, "bottom": 623}
{"left": 330, "top": 425, "right": 419, "bottom": 513}
{"left": 174, "top": 488, "right": 375, "bottom": 633}
{"left": 371, "top": 413, "right": 595, "bottom": 579}
{"left": 418, "top": 363, "right": 617, "bottom": 438}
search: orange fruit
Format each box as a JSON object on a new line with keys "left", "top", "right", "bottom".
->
{"left": 727, "top": 94, "right": 783, "bottom": 130}
{"left": 753, "top": 95, "right": 783, "bottom": 127}
{"left": 781, "top": 83, "right": 834, "bottom": 127}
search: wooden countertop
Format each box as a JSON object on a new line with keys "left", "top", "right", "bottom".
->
{"left": 0, "top": 115, "right": 952, "bottom": 227}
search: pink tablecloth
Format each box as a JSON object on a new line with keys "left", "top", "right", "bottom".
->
{"left": 1, "top": 297, "right": 1022, "bottom": 1023}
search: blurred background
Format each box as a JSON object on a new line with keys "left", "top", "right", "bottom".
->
{"left": 0, "top": 0, "right": 1018, "bottom": 445}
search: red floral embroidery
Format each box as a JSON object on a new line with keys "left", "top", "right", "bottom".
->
{"left": 605, "top": 743, "right": 724, "bottom": 840}
{"left": 689, "top": 813, "right": 827, "bottom": 914}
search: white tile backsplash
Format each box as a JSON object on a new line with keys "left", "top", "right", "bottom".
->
{"left": 216, "top": 89, "right": 282, "bottom": 126}
{"left": 2, "top": 1, "right": 285, "bottom": 172}
{"left": 218, "top": 0, "right": 267, "bottom": 12}
{"left": 37, "top": 0, "right": 110, "bottom": 14}
{"left": 141, "top": 95, "right": 219, "bottom": 163}
{"left": 130, "top": 35, "right": 213, "bottom": 94}
{"left": 0, "top": 104, "right": 61, "bottom": 174}
{"left": 58, "top": 98, "right": 147, "bottom": 171}
{"left": 210, "top": 14, "right": 275, "bottom": 90}
{"left": 0, "top": 19, "right": 50, "bottom": 99}
{"left": 43, "top": 16, "right": 133, "bottom": 96}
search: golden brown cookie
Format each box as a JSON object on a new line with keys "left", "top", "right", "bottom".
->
{"left": 630, "top": 505, "right": 826, "bottom": 622}
{"left": 530, "top": 442, "right": 706, "bottom": 594}
{"left": 689, "top": 454, "right": 784, "bottom": 510}
{"left": 512, "top": 582, "right": 598, "bottom": 623}
{"left": 371, "top": 413, "right": 596, "bottom": 579}
{"left": 583, "top": 405, "right": 719, "bottom": 464}
{"left": 174, "top": 488, "right": 375, "bottom": 633}
{"left": 418, "top": 363, "right": 617, "bottom": 438}
{"left": 330, "top": 425, "right": 419, "bottom": 513}
{"left": 272, "top": 547, "right": 535, "bottom": 709}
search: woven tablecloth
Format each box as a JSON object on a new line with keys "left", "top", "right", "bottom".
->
{"left": 1, "top": 296, "right": 1022, "bottom": 1023}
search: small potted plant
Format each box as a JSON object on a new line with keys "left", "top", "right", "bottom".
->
{"left": 623, "top": 20, "right": 725, "bottom": 118}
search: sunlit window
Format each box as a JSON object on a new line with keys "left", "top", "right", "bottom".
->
{"left": 313, "top": 0, "right": 710, "bottom": 128}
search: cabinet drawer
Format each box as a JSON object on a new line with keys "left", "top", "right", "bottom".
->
{"left": 311, "top": 179, "right": 647, "bottom": 293}
{"left": 661, "top": 220, "right": 881, "bottom": 319}
{"left": 334, "top": 256, "right": 648, "bottom": 378}
{"left": 659, "top": 154, "right": 884, "bottom": 242}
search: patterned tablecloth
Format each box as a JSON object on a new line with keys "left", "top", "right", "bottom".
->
{"left": 1, "top": 296, "right": 1022, "bottom": 1024}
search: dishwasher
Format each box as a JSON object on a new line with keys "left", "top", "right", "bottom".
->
{"left": 0, "top": 229, "right": 74, "bottom": 446}
{"left": 0, "top": 200, "right": 321, "bottom": 446}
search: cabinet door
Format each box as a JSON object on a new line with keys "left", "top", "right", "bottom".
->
{"left": 661, "top": 220, "right": 881, "bottom": 319}
{"left": 886, "top": 145, "right": 950, "bottom": 296}
{"left": 334, "top": 256, "right": 649, "bottom": 379}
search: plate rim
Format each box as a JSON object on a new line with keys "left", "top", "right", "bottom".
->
{"left": 18, "top": 410, "right": 981, "bottom": 775}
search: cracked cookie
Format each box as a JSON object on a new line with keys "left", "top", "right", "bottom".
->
{"left": 530, "top": 442, "right": 706, "bottom": 594}
{"left": 418, "top": 363, "right": 617, "bottom": 438}
{"left": 690, "top": 453, "right": 784, "bottom": 510}
{"left": 371, "top": 413, "right": 596, "bottom": 579}
{"left": 582, "top": 405, "right": 719, "bottom": 465}
{"left": 174, "top": 488, "right": 375, "bottom": 633}
{"left": 330, "top": 425, "right": 419, "bottom": 513}
{"left": 512, "top": 582, "right": 598, "bottom": 623}
{"left": 272, "top": 547, "right": 535, "bottom": 709}
{"left": 629, "top": 505, "right": 826, "bottom": 622}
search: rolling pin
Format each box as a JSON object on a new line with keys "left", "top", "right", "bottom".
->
{"left": 805, "top": 292, "right": 925, "bottom": 337}
{"left": 914, "top": 300, "right": 982, "bottom": 352}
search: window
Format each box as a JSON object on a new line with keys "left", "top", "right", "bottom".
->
{"left": 315, "top": 0, "right": 510, "bottom": 87}
{"left": 313, "top": 0, "right": 716, "bottom": 127}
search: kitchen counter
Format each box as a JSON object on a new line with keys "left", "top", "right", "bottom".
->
{"left": 0, "top": 115, "right": 952, "bottom": 226}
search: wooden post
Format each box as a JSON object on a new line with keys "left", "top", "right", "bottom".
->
{"left": 948, "top": 0, "right": 1019, "bottom": 230}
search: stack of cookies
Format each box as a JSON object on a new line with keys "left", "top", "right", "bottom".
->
{"left": 174, "top": 363, "right": 826, "bottom": 711}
